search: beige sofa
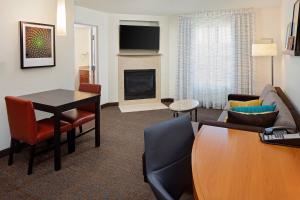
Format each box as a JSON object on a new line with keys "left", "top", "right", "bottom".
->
{"left": 199, "top": 85, "right": 300, "bottom": 133}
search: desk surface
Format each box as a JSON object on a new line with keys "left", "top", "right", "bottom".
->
{"left": 192, "top": 125, "right": 300, "bottom": 200}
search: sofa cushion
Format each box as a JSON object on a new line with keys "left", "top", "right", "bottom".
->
{"left": 224, "top": 102, "right": 230, "bottom": 110}
{"left": 229, "top": 99, "right": 262, "bottom": 107}
{"left": 218, "top": 111, "right": 228, "bottom": 122}
{"left": 262, "top": 92, "right": 297, "bottom": 130}
{"left": 231, "top": 105, "right": 276, "bottom": 113}
{"left": 259, "top": 84, "right": 277, "bottom": 101}
{"left": 218, "top": 103, "right": 230, "bottom": 122}
{"left": 227, "top": 111, "right": 279, "bottom": 128}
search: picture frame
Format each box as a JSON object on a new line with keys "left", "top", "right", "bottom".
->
{"left": 285, "top": 23, "right": 293, "bottom": 49}
{"left": 292, "top": 0, "right": 300, "bottom": 36}
{"left": 20, "top": 21, "right": 56, "bottom": 69}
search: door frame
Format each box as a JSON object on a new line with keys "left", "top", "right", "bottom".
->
{"left": 74, "top": 23, "right": 99, "bottom": 84}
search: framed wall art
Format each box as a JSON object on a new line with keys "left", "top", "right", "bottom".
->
{"left": 20, "top": 21, "right": 56, "bottom": 69}
{"left": 285, "top": 22, "right": 292, "bottom": 49}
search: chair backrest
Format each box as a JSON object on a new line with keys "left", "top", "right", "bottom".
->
{"left": 144, "top": 116, "right": 195, "bottom": 200}
{"left": 78, "top": 83, "right": 101, "bottom": 112}
{"left": 5, "top": 96, "right": 37, "bottom": 145}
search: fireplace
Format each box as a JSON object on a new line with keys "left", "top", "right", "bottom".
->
{"left": 124, "top": 69, "right": 156, "bottom": 100}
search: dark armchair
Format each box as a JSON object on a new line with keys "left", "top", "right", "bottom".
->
{"left": 144, "top": 116, "right": 195, "bottom": 200}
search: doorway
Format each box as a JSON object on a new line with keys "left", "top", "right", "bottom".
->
{"left": 74, "top": 24, "right": 98, "bottom": 89}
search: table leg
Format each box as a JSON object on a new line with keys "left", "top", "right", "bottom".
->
{"left": 95, "top": 98, "right": 100, "bottom": 147}
{"left": 195, "top": 108, "right": 198, "bottom": 122}
{"left": 67, "top": 128, "right": 76, "bottom": 154}
{"left": 54, "top": 112, "right": 61, "bottom": 171}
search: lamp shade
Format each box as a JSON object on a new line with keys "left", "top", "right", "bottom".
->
{"left": 57, "top": 0, "right": 67, "bottom": 36}
{"left": 252, "top": 43, "right": 277, "bottom": 57}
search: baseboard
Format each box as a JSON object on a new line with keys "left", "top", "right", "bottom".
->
{"left": 161, "top": 98, "right": 174, "bottom": 103}
{"left": 101, "top": 102, "right": 119, "bottom": 109}
{"left": 0, "top": 142, "right": 28, "bottom": 158}
{"left": 101, "top": 99, "right": 173, "bottom": 109}
{"left": 0, "top": 148, "right": 9, "bottom": 158}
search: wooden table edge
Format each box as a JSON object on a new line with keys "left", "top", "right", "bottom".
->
{"left": 192, "top": 125, "right": 206, "bottom": 200}
{"left": 192, "top": 125, "right": 259, "bottom": 200}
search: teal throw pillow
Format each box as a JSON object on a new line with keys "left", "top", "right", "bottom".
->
{"left": 231, "top": 105, "right": 276, "bottom": 113}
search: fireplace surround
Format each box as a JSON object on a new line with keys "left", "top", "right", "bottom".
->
{"left": 118, "top": 54, "right": 161, "bottom": 106}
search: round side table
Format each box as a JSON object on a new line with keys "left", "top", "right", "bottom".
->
{"left": 169, "top": 99, "right": 199, "bottom": 122}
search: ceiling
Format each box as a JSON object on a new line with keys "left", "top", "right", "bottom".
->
{"left": 74, "top": 0, "right": 281, "bottom": 16}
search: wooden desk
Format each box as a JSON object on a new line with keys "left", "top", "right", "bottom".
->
{"left": 20, "top": 89, "right": 101, "bottom": 171}
{"left": 192, "top": 125, "right": 300, "bottom": 200}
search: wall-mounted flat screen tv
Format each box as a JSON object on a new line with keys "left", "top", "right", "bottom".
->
{"left": 119, "top": 25, "right": 160, "bottom": 50}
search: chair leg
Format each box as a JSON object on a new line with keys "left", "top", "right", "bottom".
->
{"left": 67, "top": 129, "right": 76, "bottom": 154}
{"left": 79, "top": 125, "right": 83, "bottom": 133}
{"left": 27, "top": 145, "right": 36, "bottom": 175}
{"left": 46, "top": 138, "right": 54, "bottom": 146}
{"left": 14, "top": 140, "right": 22, "bottom": 153}
{"left": 8, "top": 138, "right": 16, "bottom": 166}
{"left": 142, "top": 153, "right": 148, "bottom": 183}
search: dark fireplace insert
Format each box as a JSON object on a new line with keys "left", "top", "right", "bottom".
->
{"left": 124, "top": 69, "right": 156, "bottom": 100}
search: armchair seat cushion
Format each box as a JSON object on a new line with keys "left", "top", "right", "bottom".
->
{"left": 36, "top": 119, "right": 72, "bottom": 144}
{"left": 61, "top": 109, "right": 95, "bottom": 128}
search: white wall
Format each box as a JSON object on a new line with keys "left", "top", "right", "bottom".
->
{"left": 254, "top": 7, "right": 282, "bottom": 94}
{"left": 168, "top": 7, "right": 282, "bottom": 98}
{"left": 75, "top": 6, "right": 110, "bottom": 104}
{"left": 0, "top": 0, "right": 75, "bottom": 151}
{"left": 168, "top": 16, "right": 179, "bottom": 98}
{"left": 281, "top": 0, "right": 300, "bottom": 111}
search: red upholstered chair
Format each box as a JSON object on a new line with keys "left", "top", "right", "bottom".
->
{"left": 61, "top": 83, "right": 101, "bottom": 149}
{"left": 5, "top": 96, "right": 72, "bottom": 175}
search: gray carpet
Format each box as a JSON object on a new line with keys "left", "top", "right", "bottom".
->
{"left": 0, "top": 106, "right": 221, "bottom": 200}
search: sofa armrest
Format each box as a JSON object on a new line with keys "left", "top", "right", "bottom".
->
{"left": 198, "top": 120, "right": 265, "bottom": 133}
{"left": 228, "top": 94, "right": 260, "bottom": 101}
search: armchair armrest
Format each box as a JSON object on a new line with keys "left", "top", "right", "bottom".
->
{"left": 228, "top": 94, "right": 260, "bottom": 101}
{"left": 147, "top": 174, "right": 174, "bottom": 200}
{"left": 198, "top": 120, "right": 264, "bottom": 133}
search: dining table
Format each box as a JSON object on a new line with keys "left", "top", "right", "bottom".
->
{"left": 20, "top": 89, "right": 101, "bottom": 171}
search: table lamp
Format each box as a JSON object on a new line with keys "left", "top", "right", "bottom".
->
{"left": 252, "top": 42, "right": 278, "bottom": 86}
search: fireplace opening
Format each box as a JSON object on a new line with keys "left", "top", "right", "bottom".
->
{"left": 124, "top": 69, "right": 156, "bottom": 100}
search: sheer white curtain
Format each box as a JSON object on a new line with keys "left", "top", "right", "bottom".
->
{"left": 176, "top": 9, "right": 255, "bottom": 109}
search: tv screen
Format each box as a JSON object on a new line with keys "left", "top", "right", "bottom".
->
{"left": 120, "top": 25, "right": 160, "bottom": 50}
